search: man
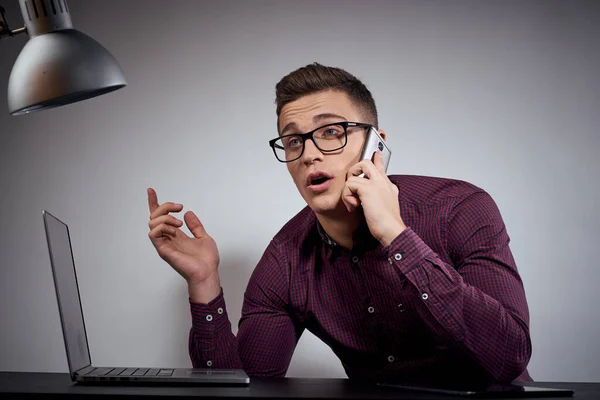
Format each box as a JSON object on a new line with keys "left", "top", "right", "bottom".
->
{"left": 147, "top": 63, "right": 532, "bottom": 385}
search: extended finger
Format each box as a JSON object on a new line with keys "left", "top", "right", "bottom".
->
{"left": 147, "top": 188, "right": 159, "bottom": 214}
{"left": 149, "top": 214, "right": 183, "bottom": 231}
{"left": 148, "top": 223, "right": 178, "bottom": 240}
{"left": 150, "top": 202, "right": 184, "bottom": 220}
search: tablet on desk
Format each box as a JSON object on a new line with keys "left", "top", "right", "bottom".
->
{"left": 378, "top": 382, "right": 574, "bottom": 398}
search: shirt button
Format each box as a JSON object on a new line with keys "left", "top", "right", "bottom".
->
{"left": 394, "top": 253, "right": 402, "bottom": 261}
{"left": 206, "top": 360, "right": 213, "bottom": 367}
{"left": 388, "top": 355, "right": 395, "bottom": 363}
{"left": 206, "top": 315, "right": 213, "bottom": 322}
{"left": 388, "top": 258, "right": 393, "bottom": 265}
{"left": 397, "top": 303, "right": 405, "bottom": 312}
{"left": 217, "top": 307, "right": 224, "bottom": 314}
{"left": 352, "top": 256, "right": 359, "bottom": 263}
{"left": 367, "top": 306, "right": 375, "bottom": 314}
{"left": 422, "top": 293, "right": 429, "bottom": 300}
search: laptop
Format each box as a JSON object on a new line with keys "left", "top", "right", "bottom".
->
{"left": 42, "top": 210, "right": 250, "bottom": 386}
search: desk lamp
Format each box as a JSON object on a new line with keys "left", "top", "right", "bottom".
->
{"left": 0, "top": 0, "right": 126, "bottom": 115}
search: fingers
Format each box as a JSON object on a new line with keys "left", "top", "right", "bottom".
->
{"left": 147, "top": 189, "right": 186, "bottom": 240}
{"left": 341, "top": 192, "right": 361, "bottom": 212}
{"left": 184, "top": 211, "right": 208, "bottom": 239}
{"left": 146, "top": 189, "right": 208, "bottom": 242}
{"left": 147, "top": 188, "right": 159, "bottom": 214}
{"left": 342, "top": 177, "right": 367, "bottom": 212}
{"left": 150, "top": 201, "right": 184, "bottom": 220}
{"left": 148, "top": 223, "right": 178, "bottom": 240}
{"left": 148, "top": 214, "right": 183, "bottom": 231}
{"left": 347, "top": 158, "right": 380, "bottom": 180}
{"left": 372, "top": 151, "right": 386, "bottom": 175}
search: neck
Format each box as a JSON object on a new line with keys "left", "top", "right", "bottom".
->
{"left": 316, "top": 207, "right": 364, "bottom": 250}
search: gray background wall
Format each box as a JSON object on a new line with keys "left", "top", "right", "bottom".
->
{"left": 0, "top": 0, "right": 598, "bottom": 382}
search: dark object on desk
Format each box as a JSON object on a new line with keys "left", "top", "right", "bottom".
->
{"left": 42, "top": 210, "right": 249, "bottom": 386}
{"left": 0, "top": 373, "right": 596, "bottom": 400}
{"left": 378, "top": 382, "right": 574, "bottom": 398}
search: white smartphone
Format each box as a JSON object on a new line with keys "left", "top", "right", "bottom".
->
{"left": 359, "top": 126, "right": 392, "bottom": 172}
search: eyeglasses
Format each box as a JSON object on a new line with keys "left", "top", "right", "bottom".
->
{"left": 269, "top": 121, "right": 372, "bottom": 163}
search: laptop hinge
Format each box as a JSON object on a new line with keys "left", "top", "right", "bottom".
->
{"left": 76, "top": 365, "right": 96, "bottom": 376}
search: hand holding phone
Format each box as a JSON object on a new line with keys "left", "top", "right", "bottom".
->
{"left": 359, "top": 127, "right": 392, "bottom": 175}
{"left": 344, "top": 127, "right": 404, "bottom": 245}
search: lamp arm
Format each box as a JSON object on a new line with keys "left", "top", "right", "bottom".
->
{"left": 0, "top": 5, "right": 27, "bottom": 39}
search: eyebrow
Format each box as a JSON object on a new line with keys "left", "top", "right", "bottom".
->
{"left": 280, "top": 113, "right": 348, "bottom": 136}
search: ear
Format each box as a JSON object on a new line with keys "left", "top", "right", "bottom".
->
{"left": 378, "top": 129, "right": 387, "bottom": 141}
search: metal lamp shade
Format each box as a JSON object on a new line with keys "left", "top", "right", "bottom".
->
{"left": 7, "top": 28, "right": 126, "bottom": 115}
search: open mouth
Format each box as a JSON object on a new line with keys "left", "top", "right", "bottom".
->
{"left": 307, "top": 172, "right": 334, "bottom": 191}
{"left": 311, "top": 176, "right": 330, "bottom": 186}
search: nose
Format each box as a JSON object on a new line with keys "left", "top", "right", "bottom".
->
{"left": 301, "top": 138, "right": 323, "bottom": 165}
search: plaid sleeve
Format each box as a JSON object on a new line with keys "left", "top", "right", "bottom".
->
{"left": 236, "top": 239, "right": 304, "bottom": 376}
{"left": 189, "top": 289, "right": 242, "bottom": 369}
{"left": 188, "top": 239, "right": 303, "bottom": 376}
{"left": 384, "top": 191, "right": 531, "bottom": 383}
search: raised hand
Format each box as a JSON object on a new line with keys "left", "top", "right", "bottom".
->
{"left": 147, "top": 188, "right": 221, "bottom": 303}
{"left": 341, "top": 152, "right": 406, "bottom": 246}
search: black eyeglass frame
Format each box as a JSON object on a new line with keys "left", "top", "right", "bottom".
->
{"left": 268, "top": 121, "right": 373, "bottom": 163}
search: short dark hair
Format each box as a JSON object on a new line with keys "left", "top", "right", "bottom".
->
{"left": 275, "top": 63, "right": 378, "bottom": 131}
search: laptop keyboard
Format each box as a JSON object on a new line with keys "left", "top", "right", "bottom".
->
{"left": 86, "top": 367, "right": 174, "bottom": 377}
{"left": 106, "top": 368, "right": 126, "bottom": 376}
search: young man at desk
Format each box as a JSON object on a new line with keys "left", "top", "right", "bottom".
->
{"left": 146, "top": 63, "right": 532, "bottom": 385}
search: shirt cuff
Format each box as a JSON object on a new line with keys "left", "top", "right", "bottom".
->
{"left": 383, "top": 227, "right": 433, "bottom": 274}
{"left": 190, "top": 288, "right": 230, "bottom": 335}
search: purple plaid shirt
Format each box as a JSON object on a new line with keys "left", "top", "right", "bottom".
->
{"left": 189, "top": 175, "right": 532, "bottom": 384}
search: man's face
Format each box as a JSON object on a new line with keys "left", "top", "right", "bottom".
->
{"left": 278, "top": 90, "right": 378, "bottom": 215}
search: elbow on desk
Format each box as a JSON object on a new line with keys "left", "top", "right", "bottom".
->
{"left": 494, "top": 331, "right": 533, "bottom": 383}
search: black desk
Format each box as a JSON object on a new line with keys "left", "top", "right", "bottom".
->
{"left": 0, "top": 372, "right": 595, "bottom": 399}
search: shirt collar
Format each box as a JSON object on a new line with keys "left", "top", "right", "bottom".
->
{"left": 316, "top": 221, "right": 338, "bottom": 247}
{"left": 316, "top": 218, "right": 379, "bottom": 252}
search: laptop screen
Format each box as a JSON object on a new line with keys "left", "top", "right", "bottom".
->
{"left": 43, "top": 211, "right": 91, "bottom": 377}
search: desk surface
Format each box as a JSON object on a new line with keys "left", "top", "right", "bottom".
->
{"left": 0, "top": 372, "right": 596, "bottom": 400}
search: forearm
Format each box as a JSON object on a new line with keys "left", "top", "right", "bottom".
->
{"left": 188, "top": 239, "right": 301, "bottom": 375}
{"left": 407, "top": 257, "right": 531, "bottom": 382}
{"left": 188, "top": 289, "right": 243, "bottom": 369}
{"left": 385, "top": 228, "right": 531, "bottom": 382}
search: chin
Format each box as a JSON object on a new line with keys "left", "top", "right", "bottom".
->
{"left": 306, "top": 193, "right": 344, "bottom": 215}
